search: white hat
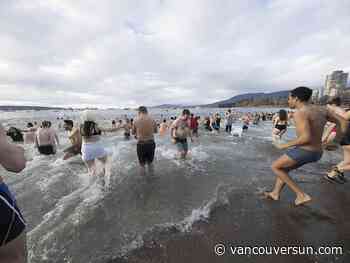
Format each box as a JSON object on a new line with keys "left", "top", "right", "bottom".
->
{"left": 81, "top": 110, "right": 97, "bottom": 122}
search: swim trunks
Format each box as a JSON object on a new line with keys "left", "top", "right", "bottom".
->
{"left": 38, "top": 145, "right": 55, "bottom": 155}
{"left": 0, "top": 183, "right": 25, "bottom": 246}
{"left": 285, "top": 147, "right": 323, "bottom": 169}
{"left": 175, "top": 138, "right": 188, "bottom": 152}
{"left": 137, "top": 140, "right": 156, "bottom": 165}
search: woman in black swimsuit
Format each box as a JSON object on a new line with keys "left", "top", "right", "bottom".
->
{"left": 272, "top": 109, "right": 288, "bottom": 141}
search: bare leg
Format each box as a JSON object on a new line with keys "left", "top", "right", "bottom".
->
{"left": 85, "top": 160, "right": 96, "bottom": 176}
{"left": 265, "top": 154, "right": 311, "bottom": 206}
{"left": 337, "top": 146, "right": 350, "bottom": 172}
{"left": 97, "top": 156, "right": 108, "bottom": 177}
{"left": 148, "top": 162, "right": 154, "bottom": 176}
{"left": 0, "top": 232, "right": 27, "bottom": 263}
{"left": 139, "top": 164, "right": 146, "bottom": 176}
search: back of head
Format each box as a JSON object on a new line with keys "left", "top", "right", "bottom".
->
{"left": 27, "top": 122, "right": 33, "bottom": 128}
{"left": 290, "top": 86, "right": 312, "bottom": 102}
{"left": 327, "top": 97, "right": 341, "bottom": 107}
{"left": 138, "top": 106, "right": 148, "bottom": 114}
{"left": 279, "top": 109, "right": 288, "bottom": 121}
{"left": 64, "top": 119, "right": 74, "bottom": 127}
{"left": 182, "top": 109, "right": 190, "bottom": 116}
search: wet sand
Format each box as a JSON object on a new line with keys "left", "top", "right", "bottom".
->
{"left": 110, "top": 172, "right": 350, "bottom": 263}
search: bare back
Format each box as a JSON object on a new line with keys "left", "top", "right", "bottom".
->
{"left": 297, "top": 105, "right": 328, "bottom": 151}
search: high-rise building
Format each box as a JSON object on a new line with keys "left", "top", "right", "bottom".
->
{"left": 324, "top": 70, "right": 349, "bottom": 97}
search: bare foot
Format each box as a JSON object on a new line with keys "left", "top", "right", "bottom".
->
{"left": 295, "top": 194, "right": 312, "bottom": 206}
{"left": 263, "top": 192, "right": 279, "bottom": 201}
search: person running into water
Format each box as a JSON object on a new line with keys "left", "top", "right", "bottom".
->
{"left": 190, "top": 114, "right": 199, "bottom": 137}
{"left": 171, "top": 109, "right": 193, "bottom": 159}
{"left": 23, "top": 123, "right": 37, "bottom": 144}
{"left": 63, "top": 120, "right": 82, "bottom": 161}
{"left": 0, "top": 123, "right": 27, "bottom": 263}
{"left": 322, "top": 97, "right": 342, "bottom": 150}
{"left": 35, "top": 121, "right": 59, "bottom": 155}
{"left": 159, "top": 119, "right": 168, "bottom": 137}
{"left": 132, "top": 106, "right": 158, "bottom": 176}
{"left": 242, "top": 115, "right": 250, "bottom": 132}
{"left": 264, "top": 87, "right": 348, "bottom": 206}
{"left": 225, "top": 109, "right": 235, "bottom": 133}
{"left": 272, "top": 109, "right": 288, "bottom": 141}
{"left": 324, "top": 97, "right": 350, "bottom": 184}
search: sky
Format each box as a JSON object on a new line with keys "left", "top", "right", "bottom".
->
{"left": 0, "top": 0, "right": 349, "bottom": 108}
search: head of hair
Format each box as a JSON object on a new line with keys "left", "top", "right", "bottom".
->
{"left": 191, "top": 113, "right": 194, "bottom": 117}
{"left": 64, "top": 120, "right": 74, "bottom": 127}
{"left": 138, "top": 106, "right": 148, "bottom": 114}
{"left": 27, "top": 122, "right": 33, "bottom": 128}
{"left": 82, "top": 121, "right": 97, "bottom": 137}
{"left": 278, "top": 109, "right": 288, "bottom": 121}
{"left": 290, "top": 86, "right": 312, "bottom": 102}
{"left": 327, "top": 97, "right": 341, "bottom": 106}
{"left": 163, "top": 119, "right": 166, "bottom": 123}
{"left": 182, "top": 109, "right": 190, "bottom": 116}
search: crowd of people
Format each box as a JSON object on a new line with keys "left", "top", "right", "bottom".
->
{"left": 1, "top": 86, "right": 350, "bottom": 262}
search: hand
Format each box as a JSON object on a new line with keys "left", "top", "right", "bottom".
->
{"left": 273, "top": 142, "right": 288, "bottom": 150}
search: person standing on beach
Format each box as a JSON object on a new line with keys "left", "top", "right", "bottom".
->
{"left": 132, "top": 106, "right": 158, "bottom": 176}
{"left": 171, "top": 109, "right": 193, "bottom": 159}
{"left": 264, "top": 87, "right": 348, "bottom": 206}
{"left": 0, "top": 123, "right": 27, "bottom": 263}
{"left": 63, "top": 120, "right": 82, "bottom": 161}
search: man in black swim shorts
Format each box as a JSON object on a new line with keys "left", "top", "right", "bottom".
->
{"left": 132, "top": 106, "right": 158, "bottom": 176}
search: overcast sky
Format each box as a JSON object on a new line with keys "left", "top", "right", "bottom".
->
{"left": 0, "top": 0, "right": 349, "bottom": 108}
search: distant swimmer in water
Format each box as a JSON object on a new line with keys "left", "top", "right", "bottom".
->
{"left": 35, "top": 121, "right": 59, "bottom": 155}
{"left": 242, "top": 115, "right": 250, "bottom": 132}
{"left": 190, "top": 114, "right": 199, "bottom": 137}
{"left": 272, "top": 109, "right": 288, "bottom": 141}
{"left": 171, "top": 109, "right": 193, "bottom": 159}
{"left": 0, "top": 122, "right": 27, "bottom": 263}
{"left": 63, "top": 120, "right": 82, "bottom": 161}
{"left": 159, "top": 119, "right": 168, "bottom": 137}
{"left": 264, "top": 87, "right": 348, "bottom": 206}
{"left": 132, "top": 106, "right": 158, "bottom": 176}
{"left": 23, "top": 123, "right": 37, "bottom": 144}
{"left": 80, "top": 111, "right": 120, "bottom": 177}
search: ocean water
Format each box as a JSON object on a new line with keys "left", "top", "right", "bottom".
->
{"left": 0, "top": 108, "right": 342, "bottom": 263}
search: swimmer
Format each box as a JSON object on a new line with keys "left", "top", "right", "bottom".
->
{"left": 63, "top": 120, "right": 82, "bottom": 161}
{"left": 272, "top": 109, "right": 288, "bottom": 141}
{"left": 132, "top": 106, "right": 158, "bottom": 176}
{"left": 171, "top": 109, "right": 193, "bottom": 159}
{"left": 264, "top": 87, "right": 348, "bottom": 206}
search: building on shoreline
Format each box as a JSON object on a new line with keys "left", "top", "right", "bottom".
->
{"left": 324, "top": 70, "right": 349, "bottom": 97}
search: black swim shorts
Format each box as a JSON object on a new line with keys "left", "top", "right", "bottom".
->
{"left": 137, "top": 140, "right": 156, "bottom": 165}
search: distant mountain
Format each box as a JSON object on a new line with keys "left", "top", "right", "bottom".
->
{"left": 0, "top": 105, "right": 66, "bottom": 111}
{"left": 204, "top": 90, "right": 290, "bottom": 108}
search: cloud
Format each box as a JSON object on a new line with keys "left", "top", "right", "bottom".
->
{"left": 0, "top": 0, "right": 349, "bottom": 108}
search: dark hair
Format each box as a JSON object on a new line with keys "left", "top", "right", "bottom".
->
{"left": 163, "top": 119, "right": 167, "bottom": 123}
{"left": 112, "top": 120, "right": 116, "bottom": 124}
{"left": 327, "top": 97, "right": 341, "bottom": 106}
{"left": 138, "top": 106, "right": 148, "bottom": 113}
{"left": 190, "top": 113, "right": 194, "bottom": 117}
{"left": 64, "top": 120, "right": 74, "bottom": 127}
{"left": 27, "top": 122, "right": 33, "bottom": 128}
{"left": 290, "top": 87, "right": 312, "bottom": 102}
{"left": 278, "top": 109, "right": 288, "bottom": 121}
{"left": 81, "top": 121, "right": 100, "bottom": 137}
{"left": 183, "top": 109, "right": 190, "bottom": 115}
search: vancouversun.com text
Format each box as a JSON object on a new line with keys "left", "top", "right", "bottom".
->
{"left": 214, "top": 244, "right": 343, "bottom": 257}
